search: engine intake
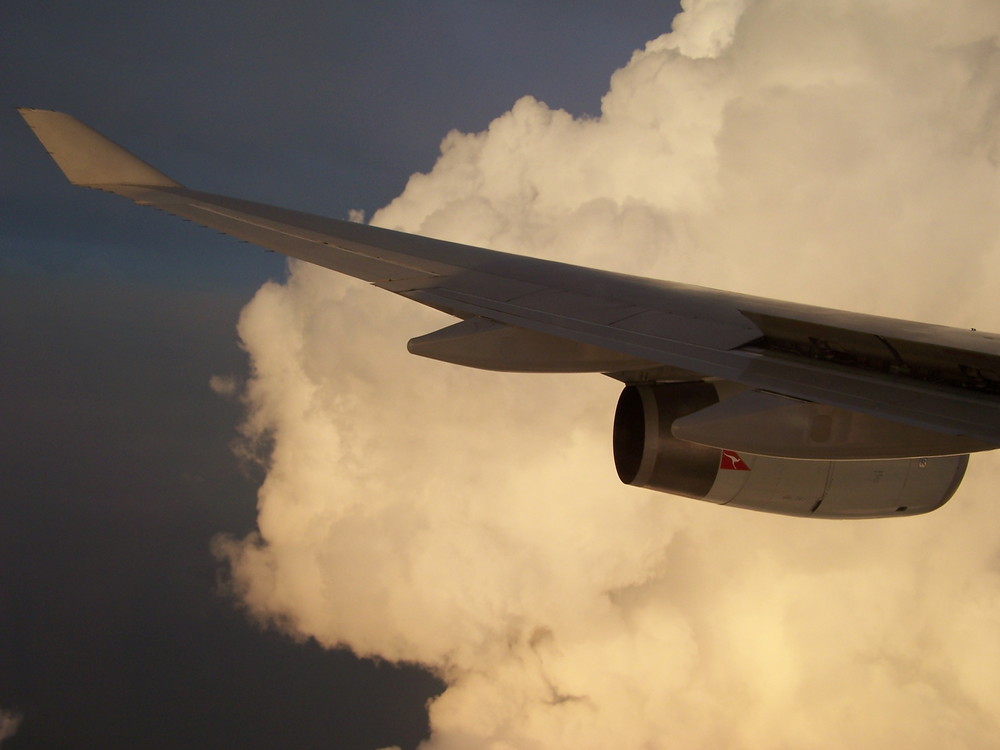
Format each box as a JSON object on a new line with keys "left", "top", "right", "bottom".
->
{"left": 613, "top": 383, "right": 968, "bottom": 518}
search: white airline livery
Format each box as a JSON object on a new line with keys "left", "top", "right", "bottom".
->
{"left": 20, "top": 108, "right": 1000, "bottom": 518}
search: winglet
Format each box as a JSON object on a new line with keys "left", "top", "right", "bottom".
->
{"left": 18, "top": 108, "right": 181, "bottom": 188}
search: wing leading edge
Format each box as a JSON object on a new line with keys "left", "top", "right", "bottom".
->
{"left": 19, "top": 108, "right": 1000, "bottom": 454}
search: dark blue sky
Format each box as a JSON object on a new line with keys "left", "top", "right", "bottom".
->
{"left": 4, "top": 0, "right": 678, "bottom": 288}
{"left": 2, "top": 3, "right": 681, "bottom": 748}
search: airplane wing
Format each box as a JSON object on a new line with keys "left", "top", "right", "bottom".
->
{"left": 20, "top": 108, "right": 1000, "bottom": 517}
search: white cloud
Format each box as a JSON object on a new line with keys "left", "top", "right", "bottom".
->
{"left": 218, "top": 1, "right": 1000, "bottom": 747}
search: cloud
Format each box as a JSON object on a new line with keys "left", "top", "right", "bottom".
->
{"left": 0, "top": 710, "right": 22, "bottom": 746}
{"left": 209, "top": 373, "right": 240, "bottom": 399}
{"left": 217, "top": 1, "right": 1000, "bottom": 747}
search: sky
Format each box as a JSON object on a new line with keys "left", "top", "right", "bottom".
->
{"left": 3, "top": 2, "right": 678, "bottom": 749}
{"left": 7, "top": 1, "right": 1000, "bottom": 749}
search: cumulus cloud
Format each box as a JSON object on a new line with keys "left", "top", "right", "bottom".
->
{"left": 217, "top": 1, "right": 1000, "bottom": 747}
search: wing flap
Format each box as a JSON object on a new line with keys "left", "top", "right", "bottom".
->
{"left": 408, "top": 318, "right": 655, "bottom": 372}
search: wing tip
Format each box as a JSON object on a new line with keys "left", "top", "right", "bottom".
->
{"left": 18, "top": 107, "right": 181, "bottom": 189}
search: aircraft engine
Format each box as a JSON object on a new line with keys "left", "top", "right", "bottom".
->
{"left": 613, "top": 382, "right": 968, "bottom": 518}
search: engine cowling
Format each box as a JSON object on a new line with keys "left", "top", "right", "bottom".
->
{"left": 613, "top": 382, "right": 968, "bottom": 518}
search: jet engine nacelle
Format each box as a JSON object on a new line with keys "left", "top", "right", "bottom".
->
{"left": 613, "top": 383, "right": 968, "bottom": 518}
